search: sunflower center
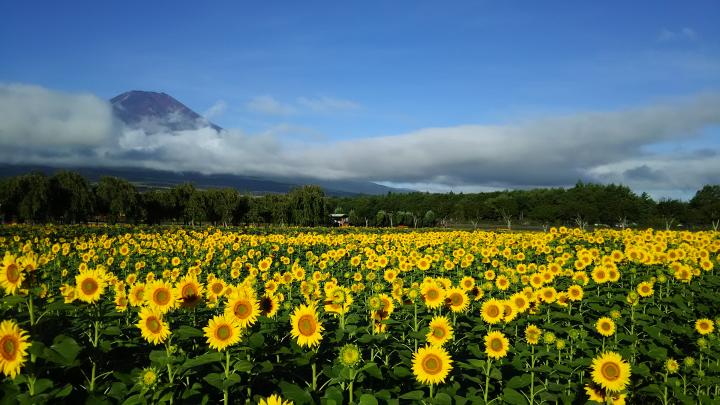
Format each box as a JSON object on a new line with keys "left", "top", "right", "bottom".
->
{"left": 486, "top": 305, "right": 500, "bottom": 318}
{"left": 601, "top": 322, "right": 612, "bottom": 331}
{"left": 81, "top": 278, "right": 99, "bottom": 295}
{"left": 146, "top": 317, "right": 162, "bottom": 333}
{"left": 154, "top": 288, "right": 170, "bottom": 305}
{"left": 601, "top": 362, "right": 620, "bottom": 381}
{"left": 234, "top": 301, "right": 251, "bottom": 319}
{"left": 211, "top": 283, "right": 223, "bottom": 294}
{"left": 297, "top": 314, "right": 316, "bottom": 336}
{"left": 450, "top": 293, "right": 462, "bottom": 306}
{"left": 6, "top": 264, "right": 20, "bottom": 283}
{"left": 422, "top": 354, "right": 442, "bottom": 375}
{"left": 0, "top": 336, "right": 17, "bottom": 361}
{"left": 427, "top": 289, "right": 439, "bottom": 300}
{"left": 216, "top": 325, "right": 232, "bottom": 341}
{"left": 490, "top": 338, "right": 503, "bottom": 351}
{"left": 432, "top": 327, "right": 446, "bottom": 338}
{"left": 182, "top": 285, "right": 197, "bottom": 298}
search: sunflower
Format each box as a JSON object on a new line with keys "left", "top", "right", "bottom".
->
{"left": 128, "top": 283, "right": 145, "bottom": 307}
{"left": 0, "top": 320, "right": 30, "bottom": 379}
{"left": 567, "top": 285, "right": 584, "bottom": 301}
{"left": 259, "top": 394, "right": 293, "bottom": 405}
{"left": 445, "top": 288, "right": 469, "bottom": 312}
{"left": 175, "top": 275, "right": 204, "bottom": 308}
{"left": 259, "top": 294, "right": 280, "bottom": 318}
{"left": 591, "top": 351, "right": 631, "bottom": 392}
{"left": 485, "top": 330, "right": 510, "bottom": 360}
{"left": 339, "top": 343, "right": 361, "bottom": 368}
{"left": 596, "top": 317, "right": 616, "bottom": 337}
{"left": 204, "top": 314, "right": 241, "bottom": 351}
{"left": 584, "top": 384, "right": 605, "bottom": 402}
{"left": 225, "top": 295, "right": 259, "bottom": 328}
{"left": 480, "top": 298, "right": 504, "bottom": 324}
{"left": 695, "top": 318, "right": 714, "bottom": 335}
{"left": 137, "top": 307, "right": 171, "bottom": 345}
{"left": 501, "top": 300, "right": 518, "bottom": 323}
{"left": 636, "top": 281, "right": 654, "bottom": 298}
{"left": 206, "top": 278, "right": 228, "bottom": 301}
{"left": 525, "top": 324, "right": 541, "bottom": 345}
{"left": 665, "top": 358, "right": 679, "bottom": 374}
{"left": 426, "top": 316, "right": 454, "bottom": 347}
{"left": 290, "top": 304, "right": 323, "bottom": 348}
{"left": 139, "top": 367, "right": 159, "bottom": 389}
{"left": 421, "top": 282, "right": 445, "bottom": 309}
{"left": 145, "top": 280, "right": 177, "bottom": 313}
{"left": 510, "top": 293, "right": 530, "bottom": 313}
{"left": 412, "top": 345, "right": 453, "bottom": 385}
{"left": 0, "top": 254, "right": 24, "bottom": 295}
{"left": 460, "top": 276, "right": 475, "bottom": 291}
{"left": 75, "top": 268, "right": 107, "bottom": 303}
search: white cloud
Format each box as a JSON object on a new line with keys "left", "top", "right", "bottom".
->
{"left": 246, "top": 95, "right": 360, "bottom": 115}
{"left": 203, "top": 100, "right": 227, "bottom": 119}
{"left": 0, "top": 83, "right": 115, "bottom": 148}
{"left": 296, "top": 96, "right": 360, "bottom": 112}
{"left": 245, "top": 95, "right": 297, "bottom": 115}
{"left": 658, "top": 27, "right": 698, "bottom": 42}
{"left": 1, "top": 83, "right": 719, "bottom": 200}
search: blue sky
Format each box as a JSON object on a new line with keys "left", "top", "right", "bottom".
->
{"left": 1, "top": 1, "right": 719, "bottom": 198}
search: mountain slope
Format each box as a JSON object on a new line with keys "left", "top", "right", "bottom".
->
{"left": 111, "top": 90, "right": 222, "bottom": 132}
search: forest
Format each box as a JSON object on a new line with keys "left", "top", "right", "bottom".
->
{"left": 1, "top": 171, "right": 718, "bottom": 230}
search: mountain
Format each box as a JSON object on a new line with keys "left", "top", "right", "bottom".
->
{"left": 110, "top": 90, "right": 222, "bottom": 132}
{"left": 95, "top": 90, "right": 414, "bottom": 195}
{"left": 0, "top": 164, "right": 413, "bottom": 196}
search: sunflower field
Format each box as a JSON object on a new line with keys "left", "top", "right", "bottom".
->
{"left": 0, "top": 225, "right": 719, "bottom": 404}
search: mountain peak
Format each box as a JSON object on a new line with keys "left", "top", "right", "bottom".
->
{"left": 110, "top": 90, "right": 221, "bottom": 132}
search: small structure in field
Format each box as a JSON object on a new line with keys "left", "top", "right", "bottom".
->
{"left": 330, "top": 213, "right": 349, "bottom": 227}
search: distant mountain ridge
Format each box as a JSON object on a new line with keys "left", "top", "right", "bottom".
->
{"left": 22, "top": 90, "right": 415, "bottom": 195}
{"left": 111, "top": 90, "right": 222, "bottom": 132}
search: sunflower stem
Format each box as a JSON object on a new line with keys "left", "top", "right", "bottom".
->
{"left": 223, "top": 350, "right": 230, "bottom": 404}
{"left": 529, "top": 345, "right": 535, "bottom": 405}
{"left": 311, "top": 362, "right": 318, "bottom": 391}
{"left": 429, "top": 383, "right": 434, "bottom": 399}
{"left": 484, "top": 359, "right": 493, "bottom": 403}
{"left": 662, "top": 371, "right": 668, "bottom": 405}
{"left": 27, "top": 295, "right": 35, "bottom": 326}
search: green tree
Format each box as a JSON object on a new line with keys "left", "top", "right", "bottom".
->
{"left": 288, "top": 185, "right": 327, "bottom": 226}
{"left": 95, "top": 177, "right": 138, "bottom": 223}
{"left": 49, "top": 171, "right": 93, "bottom": 223}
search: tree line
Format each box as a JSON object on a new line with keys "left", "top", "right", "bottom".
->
{"left": 1, "top": 171, "right": 718, "bottom": 230}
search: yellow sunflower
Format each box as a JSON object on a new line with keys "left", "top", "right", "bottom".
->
{"left": 445, "top": 287, "right": 469, "bottom": 312}
{"left": 0, "top": 320, "right": 30, "bottom": 379}
{"left": 525, "top": 324, "right": 541, "bottom": 345}
{"left": 137, "top": 307, "right": 171, "bottom": 345}
{"left": 203, "top": 314, "right": 241, "bottom": 351}
{"left": 206, "top": 278, "right": 228, "bottom": 301}
{"left": 75, "top": 268, "right": 107, "bottom": 303}
{"left": 485, "top": 330, "right": 510, "bottom": 360}
{"left": 412, "top": 345, "right": 453, "bottom": 385}
{"left": 145, "top": 280, "right": 177, "bottom": 313}
{"left": 636, "top": 281, "right": 654, "bottom": 298}
{"left": 510, "top": 292, "right": 530, "bottom": 313}
{"left": 225, "top": 295, "right": 259, "bottom": 328}
{"left": 290, "top": 304, "right": 323, "bottom": 348}
{"left": 596, "top": 317, "right": 616, "bottom": 337}
{"left": 175, "top": 275, "right": 204, "bottom": 308}
{"left": 421, "top": 282, "right": 445, "bottom": 309}
{"left": 258, "top": 394, "right": 293, "bottom": 405}
{"left": 0, "top": 254, "right": 24, "bottom": 295}
{"left": 128, "top": 283, "right": 145, "bottom": 307}
{"left": 567, "top": 285, "right": 584, "bottom": 302}
{"left": 590, "top": 351, "right": 631, "bottom": 392}
{"left": 480, "top": 298, "right": 504, "bottom": 324}
{"left": 426, "top": 315, "right": 454, "bottom": 347}
{"left": 695, "top": 319, "right": 714, "bottom": 335}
